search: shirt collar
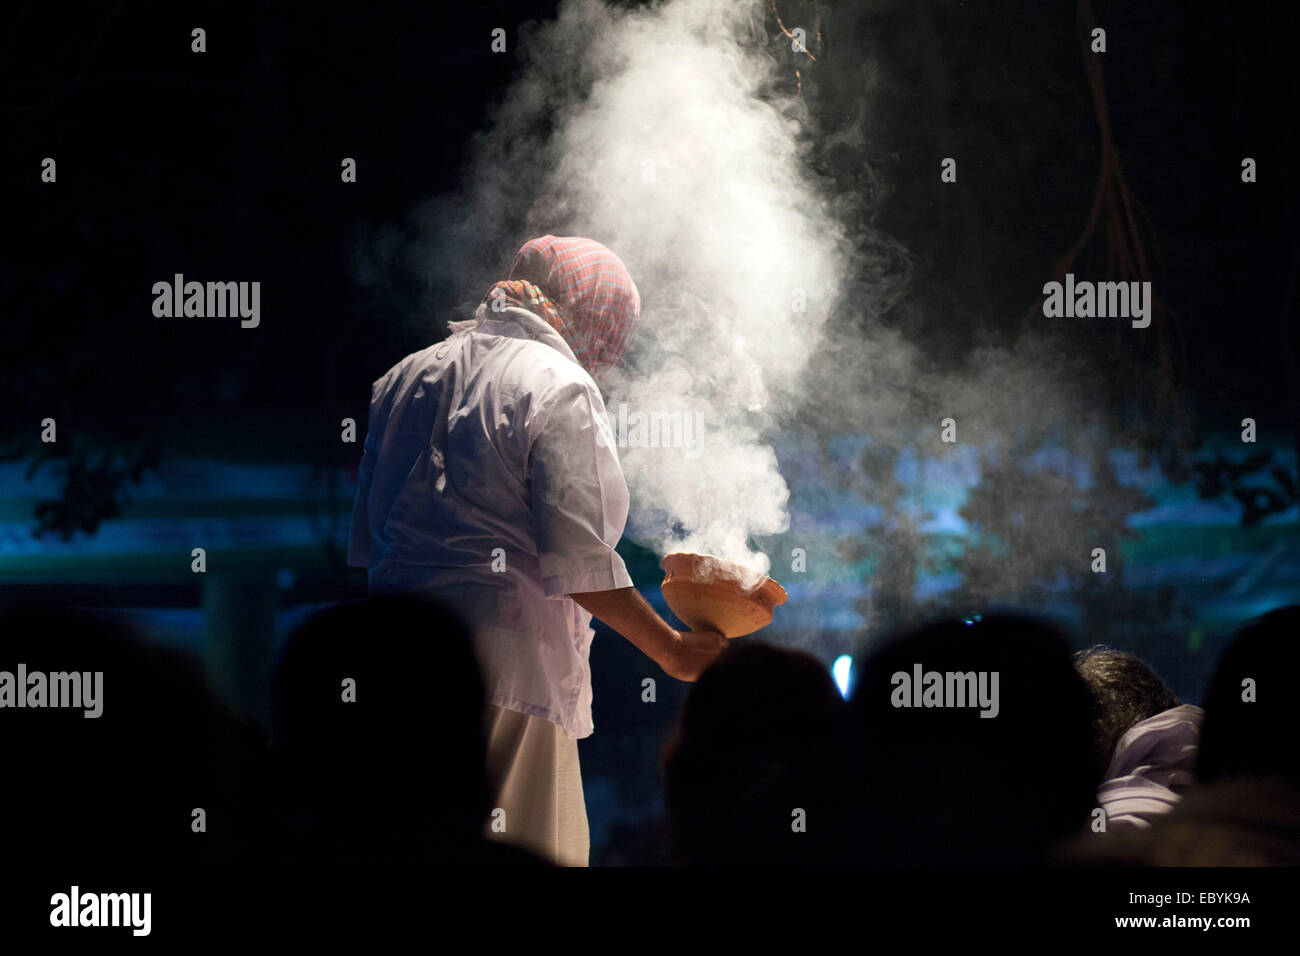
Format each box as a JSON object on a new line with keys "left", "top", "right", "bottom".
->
{"left": 470, "top": 302, "right": 580, "bottom": 367}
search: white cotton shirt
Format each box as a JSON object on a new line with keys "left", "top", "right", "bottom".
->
{"left": 347, "top": 304, "right": 633, "bottom": 739}
{"left": 1098, "top": 704, "right": 1204, "bottom": 829}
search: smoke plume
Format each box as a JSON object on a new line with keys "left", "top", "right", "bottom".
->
{"left": 437, "top": 0, "right": 854, "bottom": 580}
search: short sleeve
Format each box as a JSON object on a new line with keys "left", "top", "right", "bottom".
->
{"left": 529, "top": 380, "right": 633, "bottom": 596}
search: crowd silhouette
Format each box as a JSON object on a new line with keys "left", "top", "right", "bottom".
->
{"left": 1, "top": 597, "right": 1295, "bottom": 867}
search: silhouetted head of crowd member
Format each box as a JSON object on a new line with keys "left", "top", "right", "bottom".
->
{"left": 661, "top": 641, "right": 852, "bottom": 866}
{"left": 271, "top": 595, "right": 494, "bottom": 865}
{"left": 1198, "top": 605, "right": 1300, "bottom": 785}
{"left": 0, "top": 601, "right": 266, "bottom": 866}
{"left": 1073, "top": 646, "right": 1181, "bottom": 781}
{"left": 849, "top": 615, "right": 1097, "bottom": 866}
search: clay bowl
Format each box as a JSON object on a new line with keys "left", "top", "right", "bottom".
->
{"left": 659, "top": 552, "right": 788, "bottom": 638}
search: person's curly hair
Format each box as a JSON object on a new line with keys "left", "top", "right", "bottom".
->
{"left": 1073, "top": 646, "right": 1180, "bottom": 779}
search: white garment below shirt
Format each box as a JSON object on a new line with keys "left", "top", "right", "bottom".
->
{"left": 483, "top": 704, "right": 589, "bottom": 867}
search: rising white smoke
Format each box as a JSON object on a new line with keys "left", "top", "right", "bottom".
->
{"left": 352, "top": 0, "right": 1118, "bottom": 626}
{"left": 464, "top": 0, "right": 849, "bottom": 580}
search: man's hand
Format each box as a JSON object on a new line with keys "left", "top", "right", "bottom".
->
{"left": 665, "top": 629, "right": 729, "bottom": 682}
{"left": 569, "top": 586, "right": 727, "bottom": 682}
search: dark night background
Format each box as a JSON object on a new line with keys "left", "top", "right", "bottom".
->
{"left": 2, "top": 1, "right": 1297, "bottom": 864}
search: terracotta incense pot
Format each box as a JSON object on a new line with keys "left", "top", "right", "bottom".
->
{"left": 659, "top": 552, "right": 788, "bottom": 638}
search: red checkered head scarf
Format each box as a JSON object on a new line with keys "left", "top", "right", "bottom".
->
{"left": 503, "top": 235, "right": 640, "bottom": 382}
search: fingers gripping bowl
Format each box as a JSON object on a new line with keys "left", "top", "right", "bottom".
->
{"left": 658, "top": 552, "right": 788, "bottom": 638}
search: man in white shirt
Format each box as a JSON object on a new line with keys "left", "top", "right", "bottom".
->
{"left": 348, "top": 235, "right": 726, "bottom": 866}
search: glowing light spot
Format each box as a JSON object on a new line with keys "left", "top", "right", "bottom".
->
{"left": 832, "top": 655, "right": 852, "bottom": 698}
